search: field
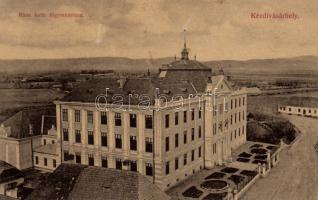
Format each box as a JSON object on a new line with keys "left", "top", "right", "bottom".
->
{"left": 0, "top": 89, "right": 65, "bottom": 122}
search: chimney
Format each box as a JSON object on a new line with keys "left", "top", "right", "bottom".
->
{"left": 206, "top": 76, "right": 213, "bottom": 92}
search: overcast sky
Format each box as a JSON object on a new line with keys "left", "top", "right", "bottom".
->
{"left": 0, "top": 0, "right": 317, "bottom": 60}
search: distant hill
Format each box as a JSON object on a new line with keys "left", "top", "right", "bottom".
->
{"left": 0, "top": 55, "right": 317, "bottom": 75}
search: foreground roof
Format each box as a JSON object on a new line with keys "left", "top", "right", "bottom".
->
{"left": 0, "top": 161, "right": 24, "bottom": 184}
{"left": 27, "top": 164, "right": 170, "bottom": 200}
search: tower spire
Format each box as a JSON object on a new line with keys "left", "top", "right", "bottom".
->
{"left": 181, "top": 29, "right": 189, "bottom": 60}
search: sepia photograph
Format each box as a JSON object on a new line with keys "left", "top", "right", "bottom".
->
{"left": 0, "top": 0, "right": 317, "bottom": 199}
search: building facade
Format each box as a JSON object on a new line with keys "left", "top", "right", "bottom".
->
{"left": 278, "top": 105, "right": 318, "bottom": 118}
{"left": 54, "top": 44, "right": 247, "bottom": 190}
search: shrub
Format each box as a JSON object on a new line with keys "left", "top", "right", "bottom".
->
{"left": 182, "top": 186, "right": 203, "bottom": 198}
{"left": 205, "top": 172, "right": 226, "bottom": 180}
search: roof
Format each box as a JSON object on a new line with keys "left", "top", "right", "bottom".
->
{"left": 26, "top": 164, "right": 170, "bottom": 200}
{"left": 0, "top": 106, "right": 56, "bottom": 139}
{"left": 33, "top": 144, "right": 58, "bottom": 155}
{"left": 161, "top": 59, "right": 211, "bottom": 70}
{"left": 0, "top": 195, "right": 16, "bottom": 200}
{"left": 0, "top": 161, "right": 24, "bottom": 184}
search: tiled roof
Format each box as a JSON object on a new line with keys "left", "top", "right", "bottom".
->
{"left": 33, "top": 144, "right": 58, "bottom": 155}
{"left": 26, "top": 164, "right": 170, "bottom": 200}
{"left": 0, "top": 161, "right": 24, "bottom": 184}
{"left": 1, "top": 106, "right": 56, "bottom": 139}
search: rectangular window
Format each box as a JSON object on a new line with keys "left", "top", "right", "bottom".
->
{"left": 101, "top": 112, "right": 107, "bottom": 125}
{"left": 43, "top": 139, "right": 46, "bottom": 145}
{"left": 130, "top": 136, "right": 137, "bottom": 151}
{"left": 145, "top": 115, "right": 153, "bottom": 129}
{"left": 116, "top": 159, "right": 122, "bottom": 170}
{"left": 175, "top": 112, "right": 179, "bottom": 125}
{"left": 115, "top": 134, "right": 122, "bottom": 149}
{"left": 213, "top": 144, "right": 217, "bottom": 154}
{"left": 145, "top": 137, "right": 153, "bottom": 153}
{"left": 75, "top": 110, "right": 81, "bottom": 122}
{"left": 239, "top": 112, "right": 241, "bottom": 122}
{"left": 115, "top": 113, "right": 121, "bottom": 126}
{"left": 63, "top": 128, "right": 69, "bottom": 141}
{"left": 219, "top": 104, "right": 223, "bottom": 115}
{"left": 130, "top": 161, "right": 137, "bottom": 172}
{"left": 101, "top": 132, "right": 107, "bottom": 147}
{"left": 75, "top": 130, "right": 81, "bottom": 143}
{"left": 44, "top": 158, "right": 47, "bottom": 166}
{"left": 165, "top": 114, "right": 169, "bottom": 128}
{"left": 146, "top": 163, "right": 153, "bottom": 176}
{"left": 235, "top": 99, "right": 237, "bottom": 108}
{"left": 53, "top": 159, "right": 56, "bottom": 168}
{"left": 231, "top": 99, "right": 233, "bottom": 109}
{"left": 199, "top": 108, "right": 202, "bottom": 119}
{"left": 175, "top": 158, "right": 179, "bottom": 170}
{"left": 88, "top": 131, "right": 94, "bottom": 145}
{"left": 130, "top": 114, "right": 137, "bottom": 128}
{"left": 101, "top": 156, "right": 108, "bottom": 168}
{"left": 235, "top": 113, "right": 237, "bottom": 123}
{"left": 165, "top": 137, "right": 169, "bottom": 152}
{"left": 199, "top": 146, "right": 202, "bottom": 158}
{"left": 63, "top": 151, "right": 69, "bottom": 161}
{"left": 239, "top": 98, "right": 241, "bottom": 107}
{"left": 183, "top": 131, "right": 187, "bottom": 144}
{"left": 184, "top": 111, "right": 187, "bottom": 123}
{"left": 35, "top": 156, "right": 39, "bottom": 164}
{"left": 213, "top": 105, "right": 217, "bottom": 116}
{"left": 230, "top": 115, "right": 233, "bottom": 125}
{"left": 191, "top": 128, "right": 195, "bottom": 140}
{"left": 165, "top": 161, "right": 170, "bottom": 175}
{"left": 175, "top": 134, "right": 179, "bottom": 148}
{"left": 88, "top": 154, "right": 94, "bottom": 166}
{"left": 198, "top": 126, "right": 202, "bottom": 138}
{"left": 75, "top": 153, "right": 81, "bottom": 164}
{"left": 62, "top": 109, "right": 68, "bottom": 122}
{"left": 191, "top": 109, "right": 195, "bottom": 120}
{"left": 183, "top": 154, "right": 187, "bottom": 165}
{"left": 243, "top": 111, "right": 245, "bottom": 120}
{"left": 191, "top": 150, "right": 195, "bottom": 161}
{"left": 87, "top": 111, "right": 93, "bottom": 124}
{"left": 243, "top": 97, "right": 245, "bottom": 105}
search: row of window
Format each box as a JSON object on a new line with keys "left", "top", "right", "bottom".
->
{"left": 165, "top": 126, "right": 202, "bottom": 152}
{"left": 70, "top": 153, "right": 154, "bottom": 176}
{"left": 165, "top": 146, "right": 202, "bottom": 175}
{"left": 230, "top": 126, "right": 245, "bottom": 141}
{"left": 35, "top": 156, "right": 57, "bottom": 168}
{"left": 165, "top": 109, "right": 202, "bottom": 128}
{"left": 62, "top": 109, "right": 153, "bottom": 129}
{"left": 63, "top": 129, "right": 153, "bottom": 152}
{"left": 231, "top": 97, "right": 245, "bottom": 110}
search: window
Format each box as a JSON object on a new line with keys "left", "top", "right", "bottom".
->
{"left": 175, "top": 112, "right": 179, "bottom": 125}
{"left": 145, "top": 115, "right": 153, "bottom": 129}
{"left": 130, "top": 114, "right": 137, "bottom": 128}
{"left": 145, "top": 137, "right": 153, "bottom": 153}
{"left": 116, "top": 159, "right": 122, "bottom": 169}
{"left": 62, "top": 109, "right": 68, "bottom": 122}
{"left": 235, "top": 99, "right": 237, "bottom": 108}
{"left": 239, "top": 98, "right": 241, "bottom": 107}
{"left": 230, "top": 115, "right": 233, "bottom": 125}
{"left": 238, "top": 128, "right": 241, "bottom": 136}
{"left": 199, "top": 108, "right": 202, "bottom": 119}
{"left": 75, "top": 130, "right": 81, "bottom": 143}
{"left": 75, "top": 153, "right": 81, "bottom": 164}
{"left": 213, "top": 105, "right": 217, "bottom": 116}
{"left": 175, "top": 134, "right": 179, "bottom": 148}
{"left": 213, "top": 143, "right": 217, "bottom": 154}
{"left": 63, "top": 128, "right": 69, "bottom": 141}
{"left": 63, "top": 151, "right": 69, "bottom": 161}
{"left": 101, "top": 132, "right": 107, "bottom": 147}
{"left": 165, "top": 114, "right": 169, "bottom": 128}
{"left": 165, "top": 137, "right": 169, "bottom": 152}
{"left": 183, "top": 131, "right": 187, "bottom": 144}
{"left": 239, "top": 112, "right": 241, "bottom": 122}
{"left": 75, "top": 110, "right": 81, "bottom": 122}
{"left": 165, "top": 161, "right": 170, "bottom": 175}
{"left": 175, "top": 158, "right": 179, "bottom": 170}
{"left": 101, "top": 156, "right": 108, "bottom": 168}
{"left": 115, "top": 134, "right": 122, "bottom": 149}
{"left": 53, "top": 159, "right": 56, "bottom": 168}
{"left": 242, "top": 126, "right": 245, "bottom": 135}
{"left": 243, "top": 111, "right": 245, "bottom": 120}
{"left": 88, "top": 154, "right": 94, "bottom": 166}
{"left": 88, "top": 131, "right": 94, "bottom": 145}
{"left": 43, "top": 139, "right": 46, "bottom": 145}
{"left": 101, "top": 112, "right": 107, "bottom": 125}
{"left": 146, "top": 163, "right": 153, "bottom": 176}
{"left": 191, "top": 128, "right": 195, "bottom": 140}
{"left": 52, "top": 140, "right": 55, "bottom": 144}
{"left": 131, "top": 161, "right": 137, "bottom": 172}
{"left": 191, "top": 109, "right": 195, "bottom": 120}
{"left": 87, "top": 111, "right": 93, "bottom": 124}
{"left": 231, "top": 99, "right": 233, "bottom": 109}
{"left": 199, "top": 146, "right": 202, "bottom": 158}
{"left": 35, "top": 156, "right": 39, "bottom": 164}
{"left": 243, "top": 97, "right": 245, "bottom": 105}
{"left": 198, "top": 126, "right": 202, "bottom": 138}
{"left": 130, "top": 136, "right": 137, "bottom": 151}
{"left": 219, "top": 104, "right": 223, "bottom": 115}
{"left": 235, "top": 113, "right": 237, "bottom": 123}
{"left": 191, "top": 150, "right": 195, "bottom": 161}
{"left": 183, "top": 154, "right": 187, "bottom": 165}
{"left": 44, "top": 158, "right": 47, "bottom": 166}
{"left": 231, "top": 132, "right": 233, "bottom": 141}
{"left": 115, "top": 113, "right": 121, "bottom": 126}
{"left": 184, "top": 110, "right": 188, "bottom": 123}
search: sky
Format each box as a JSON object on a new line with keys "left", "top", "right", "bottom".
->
{"left": 0, "top": 0, "right": 317, "bottom": 60}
